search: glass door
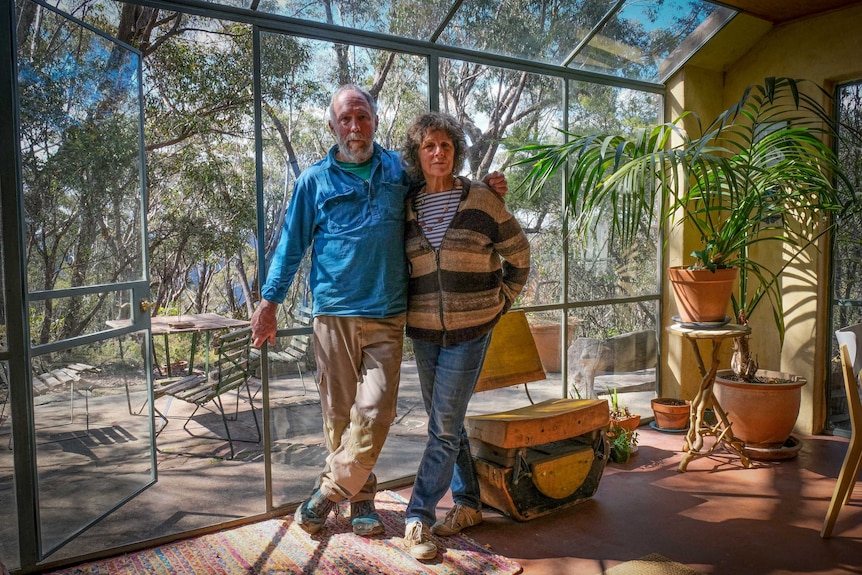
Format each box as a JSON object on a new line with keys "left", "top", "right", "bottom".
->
{"left": 829, "top": 80, "right": 862, "bottom": 436}
{"left": 15, "top": 0, "right": 155, "bottom": 560}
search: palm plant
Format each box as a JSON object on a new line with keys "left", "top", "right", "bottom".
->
{"left": 513, "top": 77, "right": 855, "bottom": 379}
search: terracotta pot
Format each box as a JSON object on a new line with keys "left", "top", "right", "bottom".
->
{"left": 651, "top": 397, "right": 691, "bottom": 430}
{"left": 610, "top": 414, "right": 641, "bottom": 433}
{"left": 668, "top": 266, "right": 738, "bottom": 323}
{"left": 529, "top": 322, "right": 574, "bottom": 373}
{"left": 714, "top": 369, "right": 806, "bottom": 448}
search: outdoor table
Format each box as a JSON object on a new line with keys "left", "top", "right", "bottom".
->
{"left": 108, "top": 313, "right": 250, "bottom": 377}
{"left": 667, "top": 322, "right": 752, "bottom": 471}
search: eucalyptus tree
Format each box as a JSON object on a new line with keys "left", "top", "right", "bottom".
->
{"left": 17, "top": 0, "right": 145, "bottom": 342}
{"left": 833, "top": 83, "right": 862, "bottom": 331}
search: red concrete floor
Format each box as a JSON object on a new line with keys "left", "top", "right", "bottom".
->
{"left": 396, "top": 426, "right": 862, "bottom": 575}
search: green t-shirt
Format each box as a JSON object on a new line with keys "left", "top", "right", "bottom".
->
{"left": 336, "top": 159, "right": 372, "bottom": 181}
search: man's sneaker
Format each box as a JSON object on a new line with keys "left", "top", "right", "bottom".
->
{"left": 431, "top": 504, "right": 482, "bottom": 536}
{"left": 403, "top": 520, "right": 437, "bottom": 561}
{"left": 294, "top": 489, "right": 335, "bottom": 534}
{"left": 350, "top": 499, "right": 384, "bottom": 536}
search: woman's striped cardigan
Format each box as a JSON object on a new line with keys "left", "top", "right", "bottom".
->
{"left": 404, "top": 176, "right": 531, "bottom": 346}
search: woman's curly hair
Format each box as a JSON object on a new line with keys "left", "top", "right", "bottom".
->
{"left": 401, "top": 112, "right": 467, "bottom": 183}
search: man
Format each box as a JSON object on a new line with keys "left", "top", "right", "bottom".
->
{"left": 251, "top": 84, "right": 505, "bottom": 537}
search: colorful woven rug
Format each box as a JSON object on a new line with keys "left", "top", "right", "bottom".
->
{"left": 47, "top": 491, "right": 522, "bottom": 575}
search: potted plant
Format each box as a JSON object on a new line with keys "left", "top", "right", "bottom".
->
{"left": 651, "top": 397, "right": 691, "bottom": 430}
{"left": 712, "top": 368, "right": 807, "bottom": 459}
{"left": 513, "top": 77, "right": 856, "bottom": 455}
{"left": 605, "top": 388, "right": 640, "bottom": 463}
{"left": 608, "top": 425, "right": 639, "bottom": 464}
{"left": 513, "top": 77, "right": 849, "bottom": 334}
{"left": 608, "top": 388, "right": 641, "bottom": 432}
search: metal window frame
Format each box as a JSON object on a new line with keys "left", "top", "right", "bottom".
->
{"left": 0, "top": 0, "right": 667, "bottom": 569}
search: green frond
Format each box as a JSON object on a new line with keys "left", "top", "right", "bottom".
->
{"left": 511, "top": 77, "right": 860, "bottom": 343}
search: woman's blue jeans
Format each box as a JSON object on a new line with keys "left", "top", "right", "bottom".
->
{"left": 405, "top": 330, "right": 493, "bottom": 526}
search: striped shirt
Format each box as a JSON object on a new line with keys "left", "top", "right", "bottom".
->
{"left": 414, "top": 189, "right": 461, "bottom": 249}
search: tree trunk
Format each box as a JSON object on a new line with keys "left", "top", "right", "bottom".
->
{"left": 731, "top": 310, "right": 758, "bottom": 381}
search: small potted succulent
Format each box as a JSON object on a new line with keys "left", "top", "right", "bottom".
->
{"left": 608, "top": 388, "right": 641, "bottom": 432}
{"left": 607, "top": 389, "right": 640, "bottom": 463}
{"left": 608, "top": 426, "right": 639, "bottom": 464}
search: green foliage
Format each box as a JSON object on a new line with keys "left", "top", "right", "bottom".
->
{"left": 514, "top": 77, "right": 858, "bottom": 342}
{"left": 15, "top": 0, "right": 675, "bottom": 344}
{"left": 608, "top": 426, "right": 638, "bottom": 463}
{"left": 610, "top": 388, "right": 628, "bottom": 417}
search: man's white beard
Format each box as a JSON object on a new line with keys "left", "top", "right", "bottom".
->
{"left": 338, "top": 135, "right": 374, "bottom": 163}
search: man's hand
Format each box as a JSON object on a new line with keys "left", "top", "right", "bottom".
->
{"left": 250, "top": 299, "right": 279, "bottom": 348}
{"left": 483, "top": 170, "right": 507, "bottom": 197}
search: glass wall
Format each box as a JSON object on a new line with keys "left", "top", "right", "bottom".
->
{"left": 829, "top": 80, "right": 862, "bottom": 435}
{"left": 4, "top": 0, "right": 664, "bottom": 567}
{"left": 0, "top": 191, "right": 17, "bottom": 569}
{"left": 564, "top": 82, "right": 661, "bottom": 414}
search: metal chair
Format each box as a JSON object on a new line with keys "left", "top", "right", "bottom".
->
{"left": 267, "top": 303, "right": 315, "bottom": 396}
{"left": 153, "top": 327, "right": 261, "bottom": 459}
{"left": 821, "top": 325, "right": 862, "bottom": 538}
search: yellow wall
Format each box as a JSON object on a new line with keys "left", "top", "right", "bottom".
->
{"left": 663, "top": 5, "right": 862, "bottom": 434}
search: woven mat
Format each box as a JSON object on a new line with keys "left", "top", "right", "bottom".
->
{"left": 46, "top": 490, "right": 522, "bottom": 575}
{"left": 600, "top": 553, "right": 702, "bottom": 575}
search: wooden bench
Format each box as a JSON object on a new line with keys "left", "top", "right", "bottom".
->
{"left": 465, "top": 310, "right": 610, "bottom": 521}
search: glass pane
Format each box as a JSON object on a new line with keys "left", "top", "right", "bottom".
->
{"left": 144, "top": 18, "right": 256, "bottom": 320}
{"left": 257, "top": 0, "right": 454, "bottom": 39}
{"left": 1, "top": 193, "right": 5, "bottom": 352}
{"left": 260, "top": 35, "right": 430, "bottom": 501}
{"left": 29, "top": 289, "right": 133, "bottom": 347}
{"left": 568, "top": 212, "right": 659, "bottom": 301}
{"left": 567, "top": 0, "right": 725, "bottom": 82}
{"left": 565, "top": 83, "right": 661, "bottom": 301}
{"left": 829, "top": 81, "right": 862, "bottom": 434}
{"left": 268, "top": 327, "right": 324, "bottom": 509}
{"left": 18, "top": 5, "right": 143, "bottom": 290}
{"left": 440, "top": 0, "right": 618, "bottom": 65}
{"left": 0, "top": 360, "right": 18, "bottom": 571}
{"left": 439, "top": 59, "right": 563, "bottom": 308}
{"left": 568, "top": 303, "right": 658, "bottom": 416}
{"left": 465, "top": 310, "right": 571, "bottom": 414}
{"left": 202, "top": 0, "right": 253, "bottom": 8}
{"left": 33, "top": 337, "right": 154, "bottom": 555}
{"left": 259, "top": 33, "right": 428, "bottom": 311}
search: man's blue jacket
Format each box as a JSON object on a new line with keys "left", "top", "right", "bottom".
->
{"left": 261, "top": 143, "right": 409, "bottom": 318}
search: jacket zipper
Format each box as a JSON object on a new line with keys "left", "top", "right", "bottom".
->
{"left": 435, "top": 247, "right": 447, "bottom": 345}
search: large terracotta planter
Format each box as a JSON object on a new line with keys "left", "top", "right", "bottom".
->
{"left": 668, "top": 266, "right": 738, "bottom": 324}
{"left": 714, "top": 369, "right": 807, "bottom": 449}
{"left": 651, "top": 398, "right": 691, "bottom": 430}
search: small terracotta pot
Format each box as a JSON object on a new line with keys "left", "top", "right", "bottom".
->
{"left": 610, "top": 414, "right": 641, "bottom": 433}
{"left": 651, "top": 397, "right": 691, "bottom": 430}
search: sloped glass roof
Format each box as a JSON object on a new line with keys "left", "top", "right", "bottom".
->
{"left": 245, "top": 0, "right": 737, "bottom": 85}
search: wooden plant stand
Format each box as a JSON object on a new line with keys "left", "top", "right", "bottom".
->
{"left": 667, "top": 323, "right": 753, "bottom": 472}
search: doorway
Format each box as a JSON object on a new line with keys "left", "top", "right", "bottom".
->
{"left": 829, "top": 80, "right": 862, "bottom": 435}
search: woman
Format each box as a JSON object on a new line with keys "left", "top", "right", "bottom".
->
{"left": 399, "top": 112, "right": 530, "bottom": 560}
